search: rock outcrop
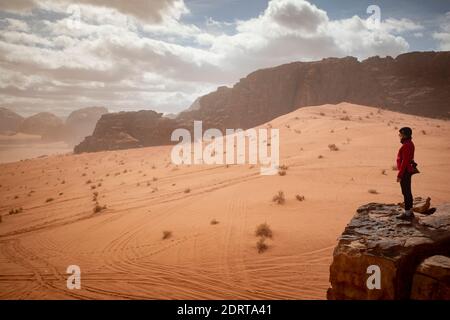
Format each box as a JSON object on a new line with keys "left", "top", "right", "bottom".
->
{"left": 411, "top": 255, "right": 450, "bottom": 299}
{"left": 328, "top": 198, "right": 450, "bottom": 300}
{"left": 0, "top": 107, "right": 24, "bottom": 135}
{"left": 75, "top": 51, "right": 450, "bottom": 153}
{"left": 74, "top": 110, "right": 178, "bottom": 153}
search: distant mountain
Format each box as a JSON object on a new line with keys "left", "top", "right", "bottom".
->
{"left": 75, "top": 51, "right": 450, "bottom": 153}
{"left": 63, "top": 106, "right": 108, "bottom": 146}
{"left": 19, "top": 112, "right": 63, "bottom": 136}
{"left": 0, "top": 108, "right": 24, "bottom": 135}
{"left": 0, "top": 107, "right": 108, "bottom": 144}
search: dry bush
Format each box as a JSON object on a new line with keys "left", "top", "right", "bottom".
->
{"left": 210, "top": 219, "right": 219, "bottom": 225}
{"left": 255, "top": 223, "right": 273, "bottom": 238}
{"left": 278, "top": 170, "right": 286, "bottom": 176}
{"left": 421, "top": 130, "right": 427, "bottom": 135}
{"left": 318, "top": 155, "right": 324, "bottom": 159}
{"left": 272, "top": 191, "right": 285, "bottom": 205}
{"left": 340, "top": 115, "right": 351, "bottom": 121}
{"left": 381, "top": 169, "right": 387, "bottom": 175}
{"left": 296, "top": 195, "right": 305, "bottom": 201}
{"left": 9, "top": 208, "right": 23, "bottom": 215}
{"left": 328, "top": 144, "right": 339, "bottom": 151}
{"left": 162, "top": 230, "right": 172, "bottom": 240}
{"left": 320, "top": 112, "right": 325, "bottom": 116}
{"left": 86, "top": 180, "right": 92, "bottom": 184}
{"left": 279, "top": 164, "right": 288, "bottom": 170}
{"left": 46, "top": 198, "right": 54, "bottom": 203}
{"left": 93, "top": 204, "right": 107, "bottom": 213}
{"left": 256, "top": 238, "right": 268, "bottom": 254}
{"left": 152, "top": 177, "right": 158, "bottom": 182}
{"left": 184, "top": 188, "right": 191, "bottom": 193}
{"left": 368, "top": 189, "right": 378, "bottom": 194}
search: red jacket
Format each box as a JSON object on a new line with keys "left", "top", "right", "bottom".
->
{"left": 397, "top": 138, "right": 415, "bottom": 178}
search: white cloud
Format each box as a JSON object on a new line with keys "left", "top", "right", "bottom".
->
{"left": 433, "top": 12, "right": 450, "bottom": 50}
{"left": 0, "top": 0, "right": 422, "bottom": 117}
{"left": 381, "top": 18, "right": 424, "bottom": 33}
{"left": 4, "top": 18, "right": 30, "bottom": 32}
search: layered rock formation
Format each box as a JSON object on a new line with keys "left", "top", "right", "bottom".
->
{"left": 75, "top": 51, "right": 450, "bottom": 153}
{"left": 328, "top": 198, "right": 450, "bottom": 300}
{"left": 74, "top": 110, "right": 177, "bottom": 153}
{"left": 0, "top": 107, "right": 24, "bottom": 135}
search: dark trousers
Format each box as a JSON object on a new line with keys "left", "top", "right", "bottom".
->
{"left": 400, "top": 172, "right": 413, "bottom": 210}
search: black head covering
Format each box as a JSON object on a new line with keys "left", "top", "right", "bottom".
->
{"left": 399, "top": 127, "right": 412, "bottom": 138}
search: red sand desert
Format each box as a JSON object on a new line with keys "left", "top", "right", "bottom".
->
{"left": 1, "top": 103, "right": 449, "bottom": 299}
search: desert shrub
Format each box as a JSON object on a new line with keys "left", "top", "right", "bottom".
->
{"left": 328, "top": 144, "right": 339, "bottom": 151}
{"left": 272, "top": 191, "right": 285, "bottom": 205}
{"left": 340, "top": 115, "right": 351, "bottom": 121}
{"left": 368, "top": 189, "right": 378, "bottom": 194}
{"left": 278, "top": 170, "right": 286, "bottom": 176}
{"left": 320, "top": 112, "right": 325, "bottom": 116}
{"left": 318, "top": 155, "right": 324, "bottom": 159}
{"left": 46, "top": 198, "right": 54, "bottom": 203}
{"left": 86, "top": 180, "right": 92, "bottom": 184}
{"left": 422, "top": 130, "right": 426, "bottom": 135}
{"left": 381, "top": 169, "right": 387, "bottom": 175}
{"left": 255, "top": 223, "right": 273, "bottom": 238}
{"left": 256, "top": 238, "right": 268, "bottom": 254}
{"left": 210, "top": 219, "right": 219, "bottom": 225}
{"left": 279, "top": 164, "right": 288, "bottom": 170}
{"left": 162, "top": 230, "right": 172, "bottom": 240}
{"left": 184, "top": 188, "right": 191, "bottom": 193}
{"left": 296, "top": 195, "right": 305, "bottom": 201}
{"left": 93, "top": 204, "right": 107, "bottom": 213}
{"left": 9, "top": 208, "right": 23, "bottom": 215}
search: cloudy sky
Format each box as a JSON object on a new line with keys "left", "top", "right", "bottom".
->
{"left": 0, "top": 0, "right": 449, "bottom": 117}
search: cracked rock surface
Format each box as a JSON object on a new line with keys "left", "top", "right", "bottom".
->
{"left": 328, "top": 199, "right": 450, "bottom": 300}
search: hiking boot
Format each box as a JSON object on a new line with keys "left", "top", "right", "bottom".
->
{"left": 396, "top": 210, "right": 414, "bottom": 220}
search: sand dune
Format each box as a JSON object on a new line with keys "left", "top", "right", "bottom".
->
{"left": 0, "top": 103, "right": 449, "bottom": 300}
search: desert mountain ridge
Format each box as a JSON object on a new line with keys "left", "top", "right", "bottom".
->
{"left": 75, "top": 51, "right": 450, "bottom": 154}
{"left": 0, "top": 106, "right": 108, "bottom": 146}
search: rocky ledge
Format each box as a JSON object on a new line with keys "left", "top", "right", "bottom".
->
{"left": 328, "top": 198, "right": 450, "bottom": 300}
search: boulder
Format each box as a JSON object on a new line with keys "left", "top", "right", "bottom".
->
{"left": 328, "top": 199, "right": 450, "bottom": 300}
{"left": 411, "top": 255, "right": 450, "bottom": 300}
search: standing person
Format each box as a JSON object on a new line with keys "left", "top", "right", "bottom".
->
{"left": 396, "top": 127, "right": 415, "bottom": 220}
